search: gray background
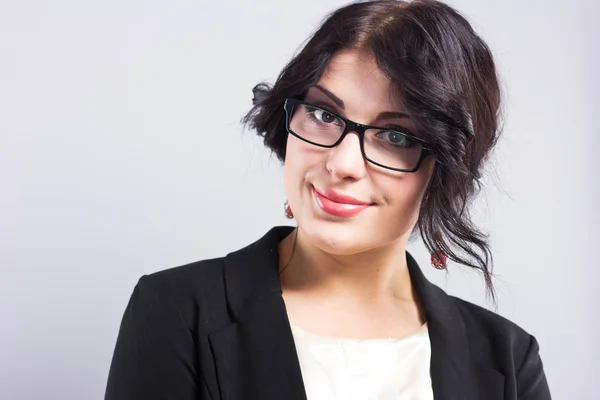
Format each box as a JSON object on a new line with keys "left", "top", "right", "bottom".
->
{"left": 1, "top": 0, "right": 598, "bottom": 399}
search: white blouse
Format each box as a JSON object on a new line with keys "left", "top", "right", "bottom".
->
{"left": 290, "top": 323, "right": 434, "bottom": 400}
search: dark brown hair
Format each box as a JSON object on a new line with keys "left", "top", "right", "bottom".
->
{"left": 242, "top": 0, "right": 502, "bottom": 299}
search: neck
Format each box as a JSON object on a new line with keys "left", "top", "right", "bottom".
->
{"left": 279, "top": 227, "right": 414, "bottom": 302}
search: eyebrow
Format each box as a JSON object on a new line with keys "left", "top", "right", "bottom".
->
{"left": 313, "top": 84, "right": 411, "bottom": 120}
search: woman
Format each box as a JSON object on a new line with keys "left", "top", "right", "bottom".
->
{"left": 105, "top": 1, "right": 551, "bottom": 399}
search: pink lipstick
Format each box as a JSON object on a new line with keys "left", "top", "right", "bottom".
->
{"left": 312, "top": 186, "right": 373, "bottom": 218}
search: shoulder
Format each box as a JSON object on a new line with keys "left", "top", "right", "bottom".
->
{"left": 450, "top": 295, "right": 536, "bottom": 370}
{"left": 131, "top": 256, "right": 229, "bottom": 332}
{"left": 141, "top": 256, "right": 225, "bottom": 296}
{"left": 128, "top": 226, "right": 293, "bottom": 331}
{"left": 450, "top": 295, "right": 530, "bottom": 342}
{"left": 449, "top": 296, "right": 550, "bottom": 396}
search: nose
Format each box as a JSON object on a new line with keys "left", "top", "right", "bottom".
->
{"left": 325, "top": 132, "right": 367, "bottom": 181}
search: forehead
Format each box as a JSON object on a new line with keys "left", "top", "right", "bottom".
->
{"left": 310, "top": 48, "right": 405, "bottom": 115}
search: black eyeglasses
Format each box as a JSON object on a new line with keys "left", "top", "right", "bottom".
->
{"left": 283, "top": 98, "right": 433, "bottom": 173}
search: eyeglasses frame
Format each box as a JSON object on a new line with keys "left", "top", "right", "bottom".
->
{"left": 283, "top": 98, "right": 433, "bottom": 173}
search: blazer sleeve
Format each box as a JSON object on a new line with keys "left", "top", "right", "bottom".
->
{"left": 517, "top": 335, "right": 551, "bottom": 399}
{"left": 104, "top": 275, "right": 200, "bottom": 400}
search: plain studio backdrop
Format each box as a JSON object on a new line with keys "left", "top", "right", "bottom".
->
{"left": 1, "top": 0, "right": 598, "bottom": 399}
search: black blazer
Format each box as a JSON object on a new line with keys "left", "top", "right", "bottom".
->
{"left": 105, "top": 226, "right": 551, "bottom": 400}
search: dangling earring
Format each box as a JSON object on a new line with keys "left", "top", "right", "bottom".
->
{"left": 284, "top": 200, "right": 294, "bottom": 219}
{"left": 431, "top": 231, "right": 447, "bottom": 270}
{"left": 431, "top": 250, "right": 447, "bottom": 270}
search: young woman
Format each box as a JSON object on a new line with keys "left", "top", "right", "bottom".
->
{"left": 105, "top": 1, "right": 551, "bottom": 399}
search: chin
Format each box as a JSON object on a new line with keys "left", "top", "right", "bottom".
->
{"left": 299, "top": 218, "right": 375, "bottom": 256}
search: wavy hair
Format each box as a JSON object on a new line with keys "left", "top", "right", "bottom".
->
{"left": 241, "top": 0, "right": 502, "bottom": 300}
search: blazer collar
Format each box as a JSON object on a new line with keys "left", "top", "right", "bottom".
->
{"left": 208, "top": 226, "right": 503, "bottom": 400}
{"left": 406, "top": 251, "right": 504, "bottom": 399}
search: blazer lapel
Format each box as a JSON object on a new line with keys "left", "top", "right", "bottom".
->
{"left": 208, "top": 226, "right": 503, "bottom": 400}
{"left": 208, "top": 226, "right": 307, "bottom": 400}
{"left": 407, "top": 253, "right": 505, "bottom": 400}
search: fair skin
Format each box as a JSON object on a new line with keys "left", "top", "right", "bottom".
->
{"left": 278, "top": 48, "right": 436, "bottom": 340}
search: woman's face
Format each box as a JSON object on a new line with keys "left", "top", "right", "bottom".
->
{"left": 283, "top": 49, "right": 436, "bottom": 255}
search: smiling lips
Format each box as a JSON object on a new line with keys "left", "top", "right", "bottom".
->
{"left": 312, "top": 186, "right": 373, "bottom": 218}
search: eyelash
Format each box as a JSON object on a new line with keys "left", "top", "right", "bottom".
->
{"left": 306, "top": 104, "right": 412, "bottom": 134}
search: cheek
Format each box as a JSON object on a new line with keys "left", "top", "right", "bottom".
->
{"left": 384, "top": 178, "right": 422, "bottom": 210}
{"left": 283, "top": 139, "right": 303, "bottom": 188}
{"left": 283, "top": 139, "right": 312, "bottom": 211}
{"left": 376, "top": 163, "right": 434, "bottom": 220}
{"left": 283, "top": 136, "right": 325, "bottom": 186}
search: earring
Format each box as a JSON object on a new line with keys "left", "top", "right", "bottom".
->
{"left": 430, "top": 250, "right": 447, "bottom": 270}
{"left": 284, "top": 200, "right": 294, "bottom": 219}
{"left": 431, "top": 231, "right": 447, "bottom": 270}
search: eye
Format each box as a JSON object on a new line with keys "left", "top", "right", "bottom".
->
{"left": 376, "top": 130, "right": 412, "bottom": 147}
{"left": 386, "top": 131, "right": 407, "bottom": 145}
{"left": 306, "top": 106, "right": 339, "bottom": 124}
